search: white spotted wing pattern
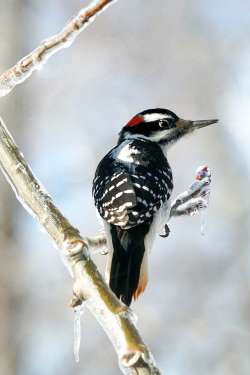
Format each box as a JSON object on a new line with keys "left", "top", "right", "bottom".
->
{"left": 93, "top": 138, "right": 173, "bottom": 229}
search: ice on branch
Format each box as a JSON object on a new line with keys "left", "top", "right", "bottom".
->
{"left": 195, "top": 165, "right": 211, "bottom": 235}
{"left": 170, "top": 165, "right": 211, "bottom": 222}
{"left": 0, "top": 0, "right": 117, "bottom": 97}
{"left": 87, "top": 232, "right": 109, "bottom": 255}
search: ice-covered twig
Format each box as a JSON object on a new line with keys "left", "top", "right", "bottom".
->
{"left": 170, "top": 165, "right": 211, "bottom": 218}
{"left": 0, "top": 0, "right": 118, "bottom": 97}
{"left": 0, "top": 117, "right": 161, "bottom": 374}
{"left": 85, "top": 232, "right": 108, "bottom": 255}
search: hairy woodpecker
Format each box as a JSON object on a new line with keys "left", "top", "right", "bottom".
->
{"left": 93, "top": 108, "right": 218, "bottom": 306}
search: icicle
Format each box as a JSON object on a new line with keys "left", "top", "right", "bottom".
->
{"left": 200, "top": 211, "right": 207, "bottom": 236}
{"left": 73, "top": 304, "right": 85, "bottom": 363}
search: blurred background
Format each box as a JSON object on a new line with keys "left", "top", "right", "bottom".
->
{"left": 0, "top": 0, "right": 250, "bottom": 374}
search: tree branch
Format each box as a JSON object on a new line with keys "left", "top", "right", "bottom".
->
{"left": 0, "top": 1, "right": 163, "bottom": 372}
{"left": 0, "top": 0, "right": 117, "bottom": 97}
{"left": 0, "top": 117, "right": 161, "bottom": 374}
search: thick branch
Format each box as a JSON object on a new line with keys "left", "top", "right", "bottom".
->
{"left": 0, "top": 118, "right": 161, "bottom": 374}
{"left": 0, "top": 0, "right": 117, "bottom": 97}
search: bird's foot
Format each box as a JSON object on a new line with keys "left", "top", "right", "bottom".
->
{"left": 159, "top": 224, "right": 171, "bottom": 238}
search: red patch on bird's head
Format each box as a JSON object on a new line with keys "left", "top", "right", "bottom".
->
{"left": 125, "top": 115, "right": 143, "bottom": 127}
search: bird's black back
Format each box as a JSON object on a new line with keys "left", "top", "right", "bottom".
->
{"left": 93, "top": 137, "right": 173, "bottom": 229}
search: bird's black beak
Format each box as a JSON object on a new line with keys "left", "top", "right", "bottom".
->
{"left": 190, "top": 119, "right": 219, "bottom": 129}
{"left": 176, "top": 118, "right": 218, "bottom": 131}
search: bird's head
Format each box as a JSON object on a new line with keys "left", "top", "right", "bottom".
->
{"left": 119, "top": 108, "right": 218, "bottom": 146}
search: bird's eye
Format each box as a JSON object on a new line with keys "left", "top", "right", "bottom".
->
{"left": 159, "top": 119, "right": 172, "bottom": 129}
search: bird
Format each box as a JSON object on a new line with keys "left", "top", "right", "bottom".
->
{"left": 92, "top": 108, "right": 218, "bottom": 306}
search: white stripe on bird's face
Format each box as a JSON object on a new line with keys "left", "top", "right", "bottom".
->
{"left": 143, "top": 113, "right": 169, "bottom": 122}
{"left": 147, "top": 128, "right": 171, "bottom": 143}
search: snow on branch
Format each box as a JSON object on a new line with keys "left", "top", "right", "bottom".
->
{"left": 0, "top": 117, "right": 161, "bottom": 374}
{"left": 0, "top": 0, "right": 117, "bottom": 97}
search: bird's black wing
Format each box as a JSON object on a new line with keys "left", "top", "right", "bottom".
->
{"left": 93, "top": 166, "right": 137, "bottom": 228}
{"left": 93, "top": 138, "right": 173, "bottom": 229}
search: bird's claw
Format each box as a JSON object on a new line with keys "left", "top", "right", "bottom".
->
{"left": 159, "top": 224, "right": 170, "bottom": 238}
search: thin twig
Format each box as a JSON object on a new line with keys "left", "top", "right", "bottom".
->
{"left": 86, "top": 232, "right": 107, "bottom": 253}
{"left": 0, "top": 0, "right": 117, "bottom": 97}
{"left": 0, "top": 117, "right": 161, "bottom": 374}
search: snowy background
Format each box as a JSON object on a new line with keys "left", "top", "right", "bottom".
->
{"left": 0, "top": 0, "right": 250, "bottom": 374}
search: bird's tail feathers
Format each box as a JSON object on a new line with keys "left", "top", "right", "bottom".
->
{"left": 109, "top": 224, "right": 148, "bottom": 306}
